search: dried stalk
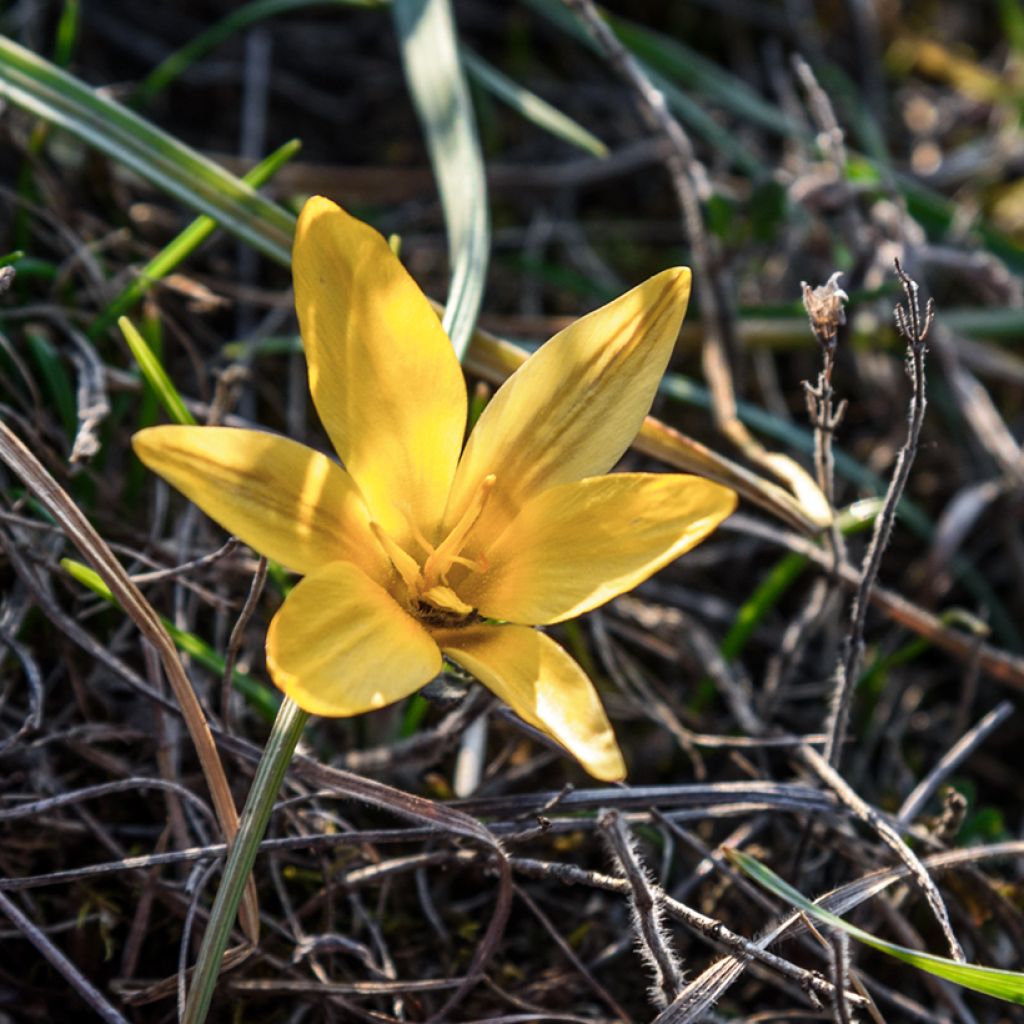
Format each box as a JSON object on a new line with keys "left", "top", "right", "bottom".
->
{"left": 824, "top": 261, "right": 935, "bottom": 767}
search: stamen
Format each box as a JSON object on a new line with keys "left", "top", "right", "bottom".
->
{"left": 384, "top": 501, "right": 438, "bottom": 559}
{"left": 369, "top": 522, "right": 421, "bottom": 592}
{"left": 422, "top": 474, "right": 496, "bottom": 587}
{"left": 449, "top": 553, "right": 488, "bottom": 573}
{"left": 407, "top": 519, "right": 437, "bottom": 558}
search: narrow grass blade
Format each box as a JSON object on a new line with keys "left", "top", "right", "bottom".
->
{"left": 53, "top": 0, "right": 81, "bottom": 68}
{"left": 25, "top": 332, "right": 77, "bottom": 440}
{"left": 90, "top": 138, "right": 301, "bottom": 339}
{"left": 61, "top": 559, "right": 279, "bottom": 722}
{"left": 728, "top": 848, "right": 1024, "bottom": 1005}
{"left": 182, "top": 698, "right": 309, "bottom": 1024}
{"left": 118, "top": 318, "right": 196, "bottom": 426}
{"left": 133, "top": 0, "right": 384, "bottom": 107}
{"left": 462, "top": 47, "right": 608, "bottom": 157}
{"left": 392, "top": 0, "right": 490, "bottom": 359}
{"left": 0, "top": 37, "right": 294, "bottom": 266}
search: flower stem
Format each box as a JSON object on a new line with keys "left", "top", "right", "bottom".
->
{"left": 182, "top": 697, "right": 309, "bottom": 1024}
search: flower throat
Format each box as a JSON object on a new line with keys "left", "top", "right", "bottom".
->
{"left": 370, "top": 474, "right": 496, "bottom": 627}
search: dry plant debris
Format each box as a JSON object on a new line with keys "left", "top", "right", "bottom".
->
{"left": 1, "top": 1, "right": 1024, "bottom": 1021}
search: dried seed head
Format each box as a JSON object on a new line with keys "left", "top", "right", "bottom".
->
{"left": 893, "top": 257, "right": 934, "bottom": 349}
{"left": 801, "top": 271, "right": 848, "bottom": 349}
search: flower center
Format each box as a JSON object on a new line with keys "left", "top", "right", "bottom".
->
{"left": 370, "top": 474, "right": 496, "bottom": 628}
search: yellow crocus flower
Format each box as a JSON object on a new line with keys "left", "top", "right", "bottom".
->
{"left": 134, "top": 197, "right": 737, "bottom": 781}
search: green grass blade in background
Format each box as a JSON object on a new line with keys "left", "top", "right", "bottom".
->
{"left": 53, "top": 0, "right": 81, "bottom": 68}
{"left": 728, "top": 848, "right": 1024, "bottom": 1006}
{"left": 25, "top": 332, "right": 77, "bottom": 440}
{"left": 718, "top": 498, "right": 881, "bottom": 663}
{"left": 89, "top": 138, "right": 301, "bottom": 339}
{"left": 392, "top": 0, "right": 490, "bottom": 359}
{"left": 118, "top": 318, "right": 196, "bottom": 427}
{"left": 462, "top": 47, "right": 608, "bottom": 157}
{"left": 0, "top": 36, "right": 295, "bottom": 266}
{"left": 133, "top": 0, "right": 384, "bottom": 106}
{"left": 1000, "top": 0, "right": 1024, "bottom": 54}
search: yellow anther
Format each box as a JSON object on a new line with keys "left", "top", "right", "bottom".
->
{"left": 418, "top": 585, "right": 475, "bottom": 618}
{"left": 449, "top": 553, "right": 488, "bottom": 573}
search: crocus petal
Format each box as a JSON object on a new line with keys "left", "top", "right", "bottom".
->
{"left": 434, "top": 624, "right": 625, "bottom": 781}
{"left": 293, "top": 197, "right": 467, "bottom": 545}
{"left": 444, "top": 268, "right": 691, "bottom": 543}
{"left": 266, "top": 561, "right": 441, "bottom": 716}
{"left": 459, "top": 473, "right": 736, "bottom": 624}
{"left": 133, "top": 425, "right": 390, "bottom": 582}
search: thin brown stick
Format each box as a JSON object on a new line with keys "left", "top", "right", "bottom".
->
{"left": 0, "top": 419, "right": 260, "bottom": 943}
{"left": 515, "top": 884, "right": 635, "bottom": 1023}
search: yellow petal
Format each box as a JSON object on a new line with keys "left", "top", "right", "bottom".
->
{"left": 293, "top": 197, "right": 467, "bottom": 545}
{"left": 266, "top": 561, "right": 441, "bottom": 716}
{"left": 459, "top": 473, "right": 736, "bottom": 624}
{"left": 435, "top": 624, "right": 625, "bottom": 781}
{"left": 445, "top": 268, "right": 691, "bottom": 543}
{"left": 133, "top": 425, "right": 389, "bottom": 582}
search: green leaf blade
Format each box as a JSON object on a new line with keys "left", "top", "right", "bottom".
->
{"left": 728, "top": 848, "right": 1024, "bottom": 1006}
{"left": 392, "top": 0, "right": 490, "bottom": 360}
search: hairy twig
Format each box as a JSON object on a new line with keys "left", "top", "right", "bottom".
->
{"left": 599, "top": 809, "right": 685, "bottom": 1008}
{"left": 829, "top": 931, "right": 853, "bottom": 1024}
{"left": 513, "top": 854, "right": 854, "bottom": 1012}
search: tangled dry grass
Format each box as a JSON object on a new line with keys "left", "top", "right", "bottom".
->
{"left": 2, "top": 1, "right": 1024, "bottom": 1021}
